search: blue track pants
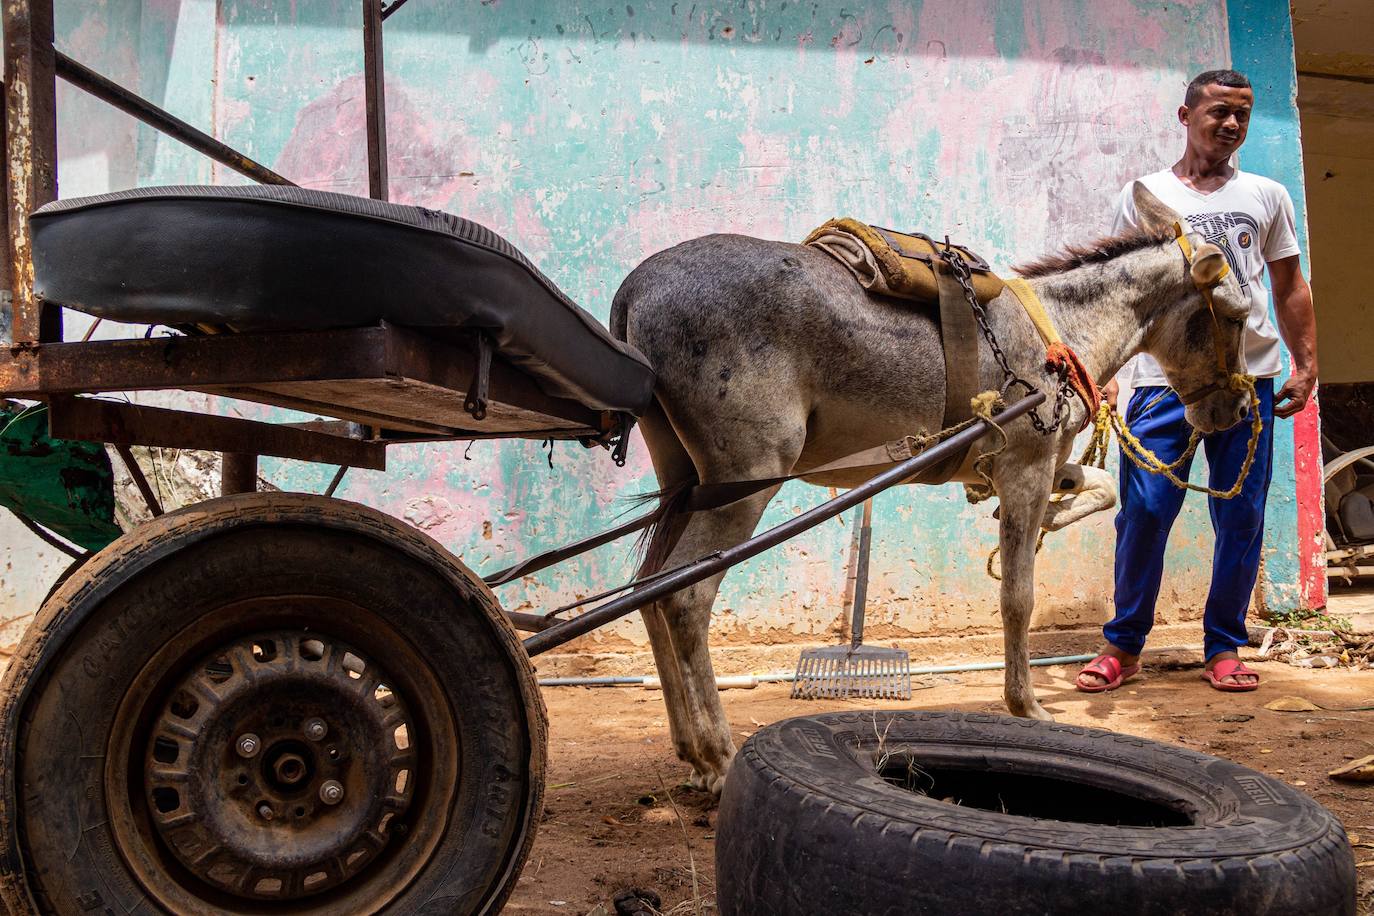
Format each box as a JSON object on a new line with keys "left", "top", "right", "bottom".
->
{"left": 1105, "top": 379, "right": 1274, "bottom": 662}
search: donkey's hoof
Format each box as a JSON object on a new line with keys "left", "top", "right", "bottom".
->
{"left": 688, "top": 767, "right": 728, "bottom": 797}
{"left": 1008, "top": 698, "right": 1055, "bottom": 722}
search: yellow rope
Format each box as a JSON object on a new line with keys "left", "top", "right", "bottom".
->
{"left": 985, "top": 374, "right": 1262, "bottom": 580}
{"left": 1109, "top": 373, "right": 1261, "bottom": 500}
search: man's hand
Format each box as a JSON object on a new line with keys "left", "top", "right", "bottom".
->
{"left": 1274, "top": 369, "right": 1316, "bottom": 419}
{"left": 1103, "top": 378, "right": 1120, "bottom": 410}
{"left": 1268, "top": 255, "right": 1317, "bottom": 420}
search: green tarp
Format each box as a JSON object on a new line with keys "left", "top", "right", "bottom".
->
{"left": 0, "top": 402, "right": 121, "bottom": 552}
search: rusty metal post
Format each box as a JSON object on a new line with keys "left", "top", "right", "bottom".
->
{"left": 362, "top": 0, "right": 388, "bottom": 201}
{"left": 222, "top": 453, "right": 258, "bottom": 495}
{"left": 1, "top": 79, "right": 10, "bottom": 305}
{"left": 4, "top": 0, "right": 61, "bottom": 345}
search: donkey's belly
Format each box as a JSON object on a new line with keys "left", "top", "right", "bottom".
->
{"left": 793, "top": 390, "right": 1004, "bottom": 488}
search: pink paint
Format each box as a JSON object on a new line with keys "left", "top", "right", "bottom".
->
{"left": 820, "top": 13, "right": 864, "bottom": 121}
{"left": 917, "top": 0, "right": 998, "bottom": 60}
{"left": 274, "top": 75, "right": 474, "bottom": 206}
{"left": 1294, "top": 391, "right": 1327, "bottom": 609}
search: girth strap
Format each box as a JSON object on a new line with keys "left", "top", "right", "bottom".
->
{"left": 685, "top": 433, "right": 949, "bottom": 513}
{"left": 922, "top": 257, "right": 983, "bottom": 483}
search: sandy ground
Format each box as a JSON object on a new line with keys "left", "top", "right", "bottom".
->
{"left": 506, "top": 656, "right": 1374, "bottom": 915}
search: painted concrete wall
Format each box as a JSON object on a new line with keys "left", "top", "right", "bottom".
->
{"left": 2, "top": 0, "right": 1318, "bottom": 656}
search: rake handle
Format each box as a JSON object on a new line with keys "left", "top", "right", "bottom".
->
{"left": 851, "top": 498, "right": 874, "bottom": 650}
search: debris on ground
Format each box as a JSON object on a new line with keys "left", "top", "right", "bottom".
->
{"left": 1264, "top": 695, "right": 1374, "bottom": 712}
{"left": 1253, "top": 624, "right": 1374, "bottom": 669}
{"left": 613, "top": 887, "right": 663, "bottom": 916}
{"left": 1329, "top": 755, "right": 1374, "bottom": 783}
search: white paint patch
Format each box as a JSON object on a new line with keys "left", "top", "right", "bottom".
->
{"left": 404, "top": 496, "right": 455, "bottom": 530}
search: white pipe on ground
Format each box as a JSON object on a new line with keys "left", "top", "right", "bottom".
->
{"left": 536, "top": 644, "right": 1204, "bottom": 689}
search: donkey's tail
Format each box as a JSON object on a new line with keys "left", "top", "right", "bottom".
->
{"left": 623, "top": 393, "right": 699, "bottom": 579}
{"left": 628, "top": 481, "right": 693, "bottom": 578}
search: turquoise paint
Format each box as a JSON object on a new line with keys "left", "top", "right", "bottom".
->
{"left": 992, "top": 0, "right": 1025, "bottom": 59}
{"left": 1226, "top": 0, "right": 1310, "bottom": 612}
{"left": 5, "top": 1, "right": 1312, "bottom": 644}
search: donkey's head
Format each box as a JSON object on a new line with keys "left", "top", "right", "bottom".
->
{"left": 1131, "top": 182, "right": 1250, "bottom": 434}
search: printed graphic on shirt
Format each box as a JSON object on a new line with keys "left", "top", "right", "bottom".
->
{"left": 1183, "top": 211, "right": 1260, "bottom": 291}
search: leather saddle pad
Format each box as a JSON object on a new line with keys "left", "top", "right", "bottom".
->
{"left": 803, "top": 217, "right": 1003, "bottom": 304}
{"left": 30, "top": 185, "right": 655, "bottom": 416}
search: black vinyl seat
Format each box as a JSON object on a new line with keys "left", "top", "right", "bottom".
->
{"left": 30, "top": 185, "right": 655, "bottom": 416}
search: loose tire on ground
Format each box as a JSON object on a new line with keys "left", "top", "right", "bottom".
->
{"left": 717, "top": 710, "right": 1355, "bottom": 916}
{"left": 0, "top": 493, "right": 546, "bottom": 915}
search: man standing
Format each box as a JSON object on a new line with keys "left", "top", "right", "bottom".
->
{"left": 1077, "top": 69, "right": 1317, "bottom": 694}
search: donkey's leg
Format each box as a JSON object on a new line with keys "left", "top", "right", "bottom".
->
{"left": 994, "top": 455, "right": 1057, "bottom": 721}
{"left": 636, "top": 401, "right": 702, "bottom": 772}
{"left": 654, "top": 483, "right": 782, "bottom": 794}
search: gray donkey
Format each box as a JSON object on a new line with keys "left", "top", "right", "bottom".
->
{"left": 610, "top": 183, "right": 1251, "bottom": 793}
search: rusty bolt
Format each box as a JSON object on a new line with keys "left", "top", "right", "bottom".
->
{"left": 236, "top": 733, "right": 261, "bottom": 758}
{"left": 257, "top": 803, "right": 274, "bottom": 820}
{"left": 319, "top": 780, "right": 345, "bottom": 806}
{"left": 303, "top": 717, "right": 328, "bottom": 741}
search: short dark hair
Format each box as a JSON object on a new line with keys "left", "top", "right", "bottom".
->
{"left": 1185, "top": 69, "right": 1252, "bottom": 107}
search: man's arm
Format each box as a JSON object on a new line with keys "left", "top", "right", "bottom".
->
{"left": 1268, "top": 255, "right": 1317, "bottom": 419}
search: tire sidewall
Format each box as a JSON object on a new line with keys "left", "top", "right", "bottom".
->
{"left": 0, "top": 493, "right": 546, "bottom": 916}
{"left": 718, "top": 710, "right": 1356, "bottom": 916}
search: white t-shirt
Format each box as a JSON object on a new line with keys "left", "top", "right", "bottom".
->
{"left": 1113, "top": 168, "right": 1300, "bottom": 386}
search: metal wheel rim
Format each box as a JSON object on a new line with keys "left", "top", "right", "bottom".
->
{"left": 103, "top": 596, "right": 459, "bottom": 913}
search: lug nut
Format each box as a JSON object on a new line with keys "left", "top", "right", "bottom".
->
{"left": 257, "top": 803, "right": 274, "bottom": 820}
{"left": 303, "top": 717, "right": 328, "bottom": 741}
{"left": 236, "top": 733, "right": 261, "bottom": 758}
{"left": 319, "top": 780, "right": 345, "bottom": 806}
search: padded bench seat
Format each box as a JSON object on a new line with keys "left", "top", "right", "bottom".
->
{"left": 30, "top": 185, "right": 655, "bottom": 417}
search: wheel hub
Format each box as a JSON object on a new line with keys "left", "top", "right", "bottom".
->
{"left": 144, "top": 631, "right": 417, "bottom": 900}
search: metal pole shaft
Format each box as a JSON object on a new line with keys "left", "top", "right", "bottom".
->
{"left": 850, "top": 498, "right": 873, "bottom": 649}
{"left": 523, "top": 392, "right": 1043, "bottom": 656}
{"left": 362, "top": 0, "right": 389, "bottom": 201}
{"left": 222, "top": 453, "right": 258, "bottom": 495}
{"left": 54, "top": 53, "right": 292, "bottom": 186}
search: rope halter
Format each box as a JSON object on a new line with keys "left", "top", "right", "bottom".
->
{"left": 1171, "top": 220, "right": 1248, "bottom": 405}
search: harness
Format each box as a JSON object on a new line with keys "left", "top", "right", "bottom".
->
{"left": 1003, "top": 277, "right": 1101, "bottom": 430}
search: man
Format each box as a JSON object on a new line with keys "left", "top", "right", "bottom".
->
{"left": 1077, "top": 69, "right": 1317, "bottom": 694}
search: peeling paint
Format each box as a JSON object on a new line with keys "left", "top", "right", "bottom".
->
{"left": 0, "top": 1, "right": 1317, "bottom": 643}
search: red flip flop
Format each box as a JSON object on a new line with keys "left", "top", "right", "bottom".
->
{"left": 1202, "top": 658, "right": 1260, "bottom": 692}
{"left": 1075, "top": 655, "right": 1141, "bottom": 693}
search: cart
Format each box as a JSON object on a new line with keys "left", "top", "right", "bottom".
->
{"left": 0, "top": 3, "right": 1041, "bottom": 911}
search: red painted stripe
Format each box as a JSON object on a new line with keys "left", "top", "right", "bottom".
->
{"left": 1293, "top": 389, "right": 1327, "bottom": 610}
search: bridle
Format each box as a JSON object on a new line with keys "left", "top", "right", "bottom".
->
{"left": 1171, "top": 221, "right": 1241, "bottom": 405}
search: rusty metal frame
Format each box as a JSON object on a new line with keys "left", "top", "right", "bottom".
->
{"left": 0, "top": 0, "right": 608, "bottom": 472}
{"left": 49, "top": 397, "right": 388, "bottom": 470}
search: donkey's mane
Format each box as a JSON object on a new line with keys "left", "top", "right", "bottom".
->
{"left": 1013, "top": 225, "right": 1175, "bottom": 278}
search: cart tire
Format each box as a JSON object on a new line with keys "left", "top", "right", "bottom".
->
{"left": 0, "top": 493, "right": 545, "bottom": 915}
{"left": 716, "top": 711, "right": 1355, "bottom": 916}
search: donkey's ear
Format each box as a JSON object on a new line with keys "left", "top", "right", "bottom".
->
{"left": 1190, "top": 242, "right": 1229, "bottom": 288}
{"left": 1131, "top": 181, "right": 1182, "bottom": 234}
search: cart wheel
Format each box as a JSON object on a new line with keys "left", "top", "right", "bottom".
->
{"left": 0, "top": 493, "right": 545, "bottom": 915}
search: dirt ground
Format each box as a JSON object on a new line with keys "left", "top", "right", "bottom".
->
{"left": 506, "top": 655, "right": 1374, "bottom": 915}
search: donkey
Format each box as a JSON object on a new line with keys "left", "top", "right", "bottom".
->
{"left": 609, "top": 183, "right": 1250, "bottom": 794}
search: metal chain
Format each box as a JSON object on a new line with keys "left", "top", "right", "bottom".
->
{"left": 942, "top": 243, "right": 1074, "bottom": 435}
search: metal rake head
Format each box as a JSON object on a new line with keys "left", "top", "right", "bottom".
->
{"left": 790, "top": 644, "right": 912, "bottom": 700}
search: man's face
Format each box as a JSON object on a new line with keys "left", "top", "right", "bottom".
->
{"left": 1179, "top": 83, "right": 1254, "bottom": 159}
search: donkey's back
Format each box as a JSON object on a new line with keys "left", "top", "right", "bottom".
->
{"left": 612, "top": 233, "right": 951, "bottom": 474}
